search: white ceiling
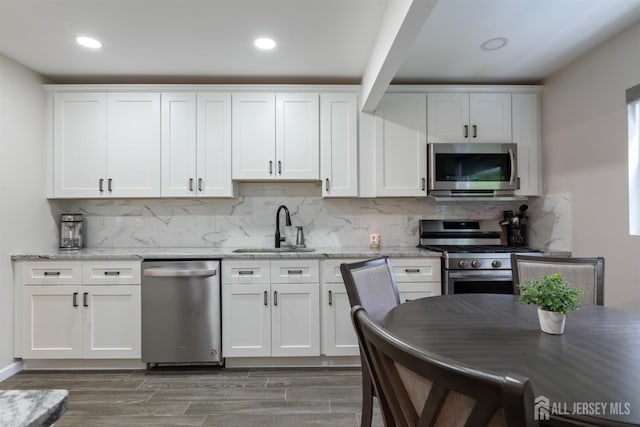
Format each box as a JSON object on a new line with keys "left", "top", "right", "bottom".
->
{"left": 1, "top": 0, "right": 640, "bottom": 88}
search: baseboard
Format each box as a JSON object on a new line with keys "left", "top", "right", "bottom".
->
{"left": 0, "top": 361, "right": 23, "bottom": 381}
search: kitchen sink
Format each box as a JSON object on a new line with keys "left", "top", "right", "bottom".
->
{"left": 232, "top": 247, "right": 316, "bottom": 253}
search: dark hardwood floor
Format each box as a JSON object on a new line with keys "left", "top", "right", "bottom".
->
{"left": 0, "top": 367, "right": 383, "bottom": 426}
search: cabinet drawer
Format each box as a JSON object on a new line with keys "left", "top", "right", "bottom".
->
{"left": 271, "top": 260, "right": 319, "bottom": 283}
{"left": 222, "top": 260, "right": 271, "bottom": 284}
{"left": 391, "top": 258, "right": 441, "bottom": 283}
{"left": 22, "top": 261, "right": 82, "bottom": 285}
{"left": 398, "top": 282, "right": 442, "bottom": 303}
{"left": 82, "top": 261, "right": 141, "bottom": 285}
{"left": 320, "top": 259, "right": 366, "bottom": 283}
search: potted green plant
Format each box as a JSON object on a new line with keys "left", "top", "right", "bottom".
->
{"left": 518, "top": 273, "right": 585, "bottom": 334}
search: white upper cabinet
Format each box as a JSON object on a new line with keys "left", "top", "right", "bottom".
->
{"left": 232, "top": 93, "right": 276, "bottom": 179}
{"left": 198, "top": 93, "right": 233, "bottom": 196}
{"left": 374, "top": 93, "right": 427, "bottom": 197}
{"left": 52, "top": 92, "right": 160, "bottom": 198}
{"left": 161, "top": 92, "right": 233, "bottom": 197}
{"left": 161, "top": 93, "right": 197, "bottom": 197}
{"left": 276, "top": 93, "right": 319, "bottom": 180}
{"left": 512, "top": 93, "right": 541, "bottom": 196}
{"left": 53, "top": 93, "right": 107, "bottom": 197}
{"left": 232, "top": 92, "right": 319, "bottom": 180}
{"left": 107, "top": 93, "right": 161, "bottom": 197}
{"left": 320, "top": 93, "right": 358, "bottom": 197}
{"left": 427, "top": 93, "right": 511, "bottom": 143}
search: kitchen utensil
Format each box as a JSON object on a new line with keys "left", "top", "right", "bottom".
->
{"left": 59, "top": 214, "right": 84, "bottom": 250}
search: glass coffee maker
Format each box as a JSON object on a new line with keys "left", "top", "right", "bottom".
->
{"left": 60, "top": 214, "right": 84, "bottom": 250}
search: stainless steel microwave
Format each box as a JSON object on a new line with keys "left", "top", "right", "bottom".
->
{"left": 427, "top": 143, "right": 518, "bottom": 199}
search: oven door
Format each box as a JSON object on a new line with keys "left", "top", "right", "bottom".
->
{"left": 428, "top": 143, "right": 518, "bottom": 192}
{"left": 445, "top": 269, "right": 514, "bottom": 295}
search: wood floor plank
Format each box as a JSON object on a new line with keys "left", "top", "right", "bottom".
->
{"left": 203, "top": 413, "right": 358, "bottom": 426}
{"left": 185, "top": 399, "right": 331, "bottom": 415}
{"left": 150, "top": 387, "right": 286, "bottom": 402}
{"left": 56, "top": 415, "right": 207, "bottom": 427}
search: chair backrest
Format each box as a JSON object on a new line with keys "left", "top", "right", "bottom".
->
{"left": 340, "top": 257, "right": 401, "bottom": 323}
{"left": 351, "top": 305, "right": 537, "bottom": 427}
{"left": 511, "top": 254, "right": 604, "bottom": 306}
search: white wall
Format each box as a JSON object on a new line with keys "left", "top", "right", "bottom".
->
{"left": 0, "top": 54, "right": 57, "bottom": 368}
{"left": 542, "top": 20, "right": 640, "bottom": 312}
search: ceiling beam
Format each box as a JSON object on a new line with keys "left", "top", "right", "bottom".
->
{"left": 360, "top": 0, "right": 439, "bottom": 112}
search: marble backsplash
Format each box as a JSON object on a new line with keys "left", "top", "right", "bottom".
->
{"left": 49, "top": 183, "right": 571, "bottom": 251}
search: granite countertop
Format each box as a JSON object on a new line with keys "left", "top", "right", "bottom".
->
{"left": 12, "top": 246, "right": 442, "bottom": 261}
{"left": 0, "top": 389, "right": 68, "bottom": 427}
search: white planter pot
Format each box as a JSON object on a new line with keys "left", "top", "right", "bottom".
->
{"left": 537, "top": 308, "right": 566, "bottom": 334}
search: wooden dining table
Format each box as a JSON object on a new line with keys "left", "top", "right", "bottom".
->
{"left": 382, "top": 294, "right": 640, "bottom": 426}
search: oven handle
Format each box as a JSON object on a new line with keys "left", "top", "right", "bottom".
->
{"left": 447, "top": 271, "right": 513, "bottom": 281}
{"left": 508, "top": 148, "right": 516, "bottom": 186}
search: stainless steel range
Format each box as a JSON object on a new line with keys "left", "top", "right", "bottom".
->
{"left": 417, "top": 219, "right": 540, "bottom": 295}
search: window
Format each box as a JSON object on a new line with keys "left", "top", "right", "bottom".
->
{"left": 627, "top": 84, "right": 640, "bottom": 235}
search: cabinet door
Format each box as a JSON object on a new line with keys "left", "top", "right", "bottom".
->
{"left": 53, "top": 93, "right": 107, "bottom": 197}
{"left": 83, "top": 285, "right": 141, "bottom": 358}
{"left": 321, "top": 283, "right": 359, "bottom": 356}
{"left": 321, "top": 93, "right": 358, "bottom": 197}
{"left": 107, "top": 93, "right": 161, "bottom": 197}
{"left": 469, "top": 93, "right": 512, "bottom": 143}
{"left": 222, "top": 284, "right": 271, "bottom": 357}
{"left": 271, "top": 283, "right": 320, "bottom": 357}
{"left": 427, "top": 93, "right": 470, "bottom": 143}
{"left": 512, "top": 93, "right": 541, "bottom": 196}
{"left": 161, "top": 93, "right": 197, "bottom": 197}
{"left": 375, "top": 93, "right": 427, "bottom": 196}
{"left": 276, "top": 93, "right": 319, "bottom": 180}
{"left": 232, "top": 93, "right": 276, "bottom": 180}
{"left": 197, "top": 92, "right": 233, "bottom": 197}
{"left": 22, "top": 286, "right": 82, "bottom": 358}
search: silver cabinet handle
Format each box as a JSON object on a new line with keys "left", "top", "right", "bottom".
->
{"left": 104, "top": 271, "right": 121, "bottom": 276}
{"left": 108, "top": 178, "right": 113, "bottom": 192}
{"left": 508, "top": 148, "right": 516, "bottom": 186}
{"left": 464, "top": 125, "right": 468, "bottom": 138}
{"left": 287, "top": 270, "right": 303, "bottom": 275}
{"left": 72, "top": 292, "right": 78, "bottom": 307}
{"left": 405, "top": 268, "right": 420, "bottom": 273}
{"left": 143, "top": 268, "right": 217, "bottom": 278}
{"left": 99, "top": 178, "right": 104, "bottom": 192}
{"left": 264, "top": 291, "right": 268, "bottom": 306}
{"left": 274, "top": 291, "right": 278, "bottom": 306}
{"left": 328, "top": 290, "right": 333, "bottom": 306}
{"left": 269, "top": 161, "right": 273, "bottom": 175}
{"left": 421, "top": 178, "right": 426, "bottom": 191}
{"left": 44, "top": 271, "right": 61, "bottom": 276}
{"left": 238, "top": 270, "right": 254, "bottom": 275}
{"left": 83, "top": 292, "right": 89, "bottom": 307}
{"left": 325, "top": 178, "right": 330, "bottom": 192}
{"left": 198, "top": 178, "right": 203, "bottom": 192}
{"left": 472, "top": 125, "right": 477, "bottom": 138}
{"left": 278, "top": 161, "right": 282, "bottom": 175}
{"left": 189, "top": 178, "right": 194, "bottom": 192}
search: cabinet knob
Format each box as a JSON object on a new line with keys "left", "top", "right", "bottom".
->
{"left": 269, "top": 161, "right": 273, "bottom": 175}
{"left": 328, "top": 290, "right": 333, "bottom": 306}
{"left": 278, "top": 161, "right": 282, "bottom": 175}
{"left": 472, "top": 125, "right": 477, "bottom": 138}
{"left": 198, "top": 178, "right": 203, "bottom": 192}
{"left": 72, "top": 292, "right": 78, "bottom": 307}
{"left": 99, "top": 178, "right": 104, "bottom": 192}
{"left": 189, "top": 178, "right": 194, "bottom": 192}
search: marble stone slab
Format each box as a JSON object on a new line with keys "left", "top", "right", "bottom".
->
{"left": 0, "top": 389, "right": 68, "bottom": 426}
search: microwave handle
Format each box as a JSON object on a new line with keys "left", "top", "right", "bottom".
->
{"left": 508, "top": 148, "right": 516, "bottom": 186}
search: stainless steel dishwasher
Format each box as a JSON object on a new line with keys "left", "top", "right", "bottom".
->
{"left": 142, "top": 260, "right": 221, "bottom": 366}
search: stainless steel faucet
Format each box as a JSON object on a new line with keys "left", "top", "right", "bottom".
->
{"left": 275, "top": 205, "right": 292, "bottom": 248}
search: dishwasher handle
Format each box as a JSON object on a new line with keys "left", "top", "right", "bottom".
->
{"left": 143, "top": 268, "right": 218, "bottom": 278}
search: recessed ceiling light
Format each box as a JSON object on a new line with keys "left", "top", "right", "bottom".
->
{"left": 76, "top": 36, "right": 102, "bottom": 49}
{"left": 481, "top": 37, "right": 508, "bottom": 51}
{"left": 254, "top": 37, "right": 276, "bottom": 50}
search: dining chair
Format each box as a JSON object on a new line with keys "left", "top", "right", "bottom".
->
{"left": 511, "top": 254, "right": 605, "bottom": 305}
{"left": 351, "top": 305, "right": 538, "bottom": 427}
{"left": 340, "top": 257, "right": 400, "bottom": 427}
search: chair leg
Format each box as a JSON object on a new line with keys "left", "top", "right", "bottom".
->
{"left": 360, "top": 369, "right": 373, "bottom": 427}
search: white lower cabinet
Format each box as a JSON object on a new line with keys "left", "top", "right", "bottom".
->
{"left": 222, "top": 259, "right": 320, "bottom": 358}
{"left": 19, "top": 261, "right": 141, "bottom": 360}
{"left": 319, "top": 257, "right": 442, "bottom": 356}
